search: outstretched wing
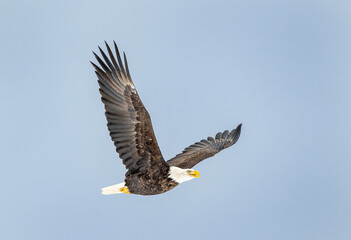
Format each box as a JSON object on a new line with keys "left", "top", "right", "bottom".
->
{"left": 167, "top": 124, "right": 242, "bottom": 169}
{"left": 91, "top": 41, "right": 166, "bottom": 174}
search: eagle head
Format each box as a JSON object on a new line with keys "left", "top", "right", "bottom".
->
{"left": 168, "top": 166, "right": 200, "bottom": 183}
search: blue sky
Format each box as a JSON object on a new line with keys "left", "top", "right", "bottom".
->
{"left": 1, "top": 0, "right": 350, "bottom": 239}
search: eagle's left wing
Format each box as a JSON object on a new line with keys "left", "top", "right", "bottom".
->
{"left": 91, "top": 42, "right": 167, "bottom": 175}
{"left": 167, "top": 124, "right": 242, "bottom": 169}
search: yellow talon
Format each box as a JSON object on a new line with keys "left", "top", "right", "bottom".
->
{"left": 120, "top": 187, "right": 130, "bottom": 194}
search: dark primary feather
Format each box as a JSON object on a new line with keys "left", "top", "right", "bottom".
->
{"left": 167, "top": 124, "right": 242, "bottom": 169}
{"left": 91, "top": 42, "right": 166, "bottom": 175}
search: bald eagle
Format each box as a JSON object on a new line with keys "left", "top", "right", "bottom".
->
{"left": 91, "top": 42, "right": 242, "bottom": 195}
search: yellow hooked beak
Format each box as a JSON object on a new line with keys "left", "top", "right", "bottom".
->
{"left": 188, "top": 170, "right": 200, "bottom": 178}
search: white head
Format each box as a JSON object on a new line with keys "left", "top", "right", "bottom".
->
{"left": 168, "top": 166, "right": 200, "bottom": 183}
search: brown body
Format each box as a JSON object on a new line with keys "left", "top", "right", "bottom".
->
{"left": 125, "top": 164, "right": 178, "bottom": 195}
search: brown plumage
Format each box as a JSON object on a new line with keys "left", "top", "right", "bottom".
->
{"left": 92, "top": 42, "right": 242, "bottom": 195}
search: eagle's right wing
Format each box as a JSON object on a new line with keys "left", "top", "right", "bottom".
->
{"left": 167, "top": 124, "right": 242, "bottom": 169}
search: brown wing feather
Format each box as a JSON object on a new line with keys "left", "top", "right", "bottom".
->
{"left": 91, "top": 42, "right": 166, "bottom": 175}
{"left": 167, "top": 124, "right": 242, "bottom": 169}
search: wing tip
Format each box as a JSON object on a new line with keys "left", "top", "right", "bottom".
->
{"left": 232, "top": 123, "right": 242, "bottom": 144}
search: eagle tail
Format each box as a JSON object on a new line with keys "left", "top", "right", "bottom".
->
{"left": 101, "top": 182, "right": 126, "bottom": 195}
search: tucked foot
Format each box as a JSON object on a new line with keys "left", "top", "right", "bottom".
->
{"left": 120, "top": 187, "right": 130, "bottom": 194}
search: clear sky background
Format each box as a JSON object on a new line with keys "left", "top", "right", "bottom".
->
{"left": 1, "top": 0, "right": 350, "bottom": 239}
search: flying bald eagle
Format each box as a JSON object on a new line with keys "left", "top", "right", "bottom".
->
{"left": 91, "top": 42, "right": 242, "bottom": 195}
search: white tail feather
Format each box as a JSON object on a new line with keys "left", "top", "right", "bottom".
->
{"left": 101, "top": 182, "right": 125, "bottom": 195}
